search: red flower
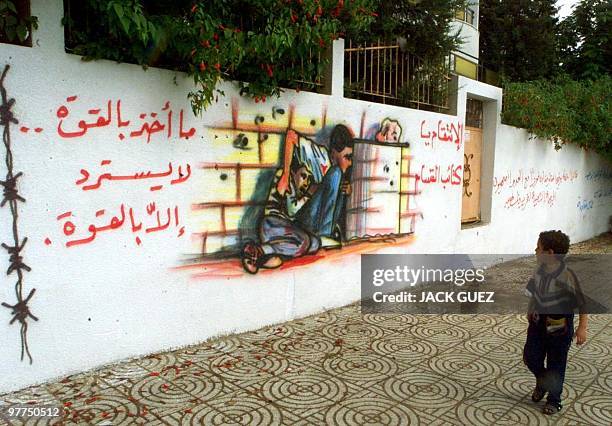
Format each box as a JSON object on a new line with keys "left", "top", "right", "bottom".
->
{"left": 200, "top": 40, "right": 210, "bottom": 48}
{"left": 213, "top": 33, "right": 219, "bottom": 41}
{"left": 199, "top": 62, "right": 206, "bottom": 72}
{"left": 191, "top": 5, "right": 197, "bottom": 13}
{"left": 318, "top": 38, "right": 325, "bottom": 47}
{"left": 214, "top": 62, "right": 221, "bottom": 71}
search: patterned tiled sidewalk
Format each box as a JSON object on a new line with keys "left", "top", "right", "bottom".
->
{"left": 1, "top": 236, "right": 611, "bottom": 425}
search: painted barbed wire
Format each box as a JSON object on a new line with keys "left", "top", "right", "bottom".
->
{"left": 0, "top": 64, "right": 37, "bottom": 364}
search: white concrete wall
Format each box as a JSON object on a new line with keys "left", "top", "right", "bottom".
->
{"left": 451, "top": 21, "right": 479, "bottom": 62}
{"left": 451, "top": 0, "right": 480, "bottom": 61}
{"left": 0, "top": 0, "right": 609, "bottom": 393}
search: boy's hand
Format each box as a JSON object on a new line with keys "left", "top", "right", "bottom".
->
{"left": 286, "top": 129, "right": 299, "bottom": 146}
{"left": 341, "top": 181, "right": 352, "bottom": 195}
{"left": 277, "top": 173, "right": 289, "bottom": 196}
{"left": 575, "top": 326, "right": 587, "bottom": 345}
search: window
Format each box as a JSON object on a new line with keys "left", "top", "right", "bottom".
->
{"left": 455, "top": 7, "right": 476, "bottom": 27}
{"left": 454, "top": 55, "right": 478, "bottom": 80}
{"left": 466, "top": 98, "right": 483, "bottom": 128}
{"left": 0, "top": 0, "right": 35, "bottom": 47}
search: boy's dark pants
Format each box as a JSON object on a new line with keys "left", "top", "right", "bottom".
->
{"left": 523, "top": 316, "right": 574, "bottom": 406}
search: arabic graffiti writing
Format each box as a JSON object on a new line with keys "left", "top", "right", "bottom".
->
{"left": 55, "top": 97, "right": 196, "bottom": 142}
{"left": 40, "top": 92, "right": 198, "bottom": 249}
{"left": 577, "top": 198, "right": 593, "bottom": 212}
{"left": 416, "top": 163, "right": 463, "bottom": 187}
{"left": 419, "top": 119, "right": 463, "bottom": 151}
{"left": 53, "top": 203, "right": 184, "bottom": 247}
{"left": 493, "top": 168, "right": 579, "bottom": 194}
{"left": 584, "top": 168, "right": 612, "bottom": 182}
{"left": 504, "top": 190, "right": 557, "bottom": 210}
{"left": 594, "top": 187, "right": 612, "bottom": 199}
{"left": 76, "top": 161, "right": 191, "bottom": 192}
{"left": 494, "top": 168, "right": 579, "bottom": 210}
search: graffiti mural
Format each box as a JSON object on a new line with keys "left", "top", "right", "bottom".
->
{"left": 185, "top": 102, "right": 422, "bottom": 276}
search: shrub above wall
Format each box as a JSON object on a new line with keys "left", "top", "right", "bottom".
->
{"left": 502, "top": 75, "right": 612, "bottom": 162}
{"left": 61, "top": 0, "right": 376, "bottom": 114}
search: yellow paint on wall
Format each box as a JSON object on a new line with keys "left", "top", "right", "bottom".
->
{"left": 260, "top": 133, "right": 282, "bottom": 164}
{"left": 399, "top": 193, "right": 409, "bottom": 215}
{"left": 189, "top": 208, "right": 224, "bottom": 234}
{"left": 204, "top": 234, "right": 240, "bottom": 254}
{"left": 224, "top": 206, "right": 248, "bottom": 231}
{"left": 240, "top": 168, "right": 271, "bottom": 202}
{"left": 235, "top": 107, "right": 290, "bottom": 130}
{"left": 207, "top": 129, "right": 260, "bottom": 163}
{"left": 193, "top": 168, "right": 238, "bottom": 204}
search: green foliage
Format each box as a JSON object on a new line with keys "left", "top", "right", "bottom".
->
{"left": 0, "top": 0, "right": 38, "bottom": 44}
{"left": 63, "top": 0, "right": 191, "bottom": 68}
{"left": 64, "top": 0, "right": 376, "bottom": 114}
{"left": 557, "top": 0, "right": 611, "bottom": 80}
{"left": 502, "top": 76, "right": 612, "bottom": 161}
{"left": 187, "top": 0, "right": 375, "bottom": 114}
{"left": 479, "top": 0, "right": 558, "bottom": 81}
{"left": 371, "top": 0, "right": 468, "bottom": 64}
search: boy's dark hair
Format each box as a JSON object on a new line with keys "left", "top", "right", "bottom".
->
{"left": 539, "top": 230, "right": 570, "bottom": 257}
{"left": 290, "top": 153, "right": 308, "bottom": 173}
{"left": 329, "top": 124, "right": 354, "bottom": 153}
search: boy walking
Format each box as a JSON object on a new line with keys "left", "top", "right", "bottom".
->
{"left": 523, "top": 230, "right": 588, "bottom": 415}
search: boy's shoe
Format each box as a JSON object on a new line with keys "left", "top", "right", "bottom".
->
{"left": 542, "top": 402, "right": 562, "bottom": 415}
{"left": 320, "top": 236, "right": 341, "bottom": 248}
{"left": 242, "top": 242, "right": 263, "bottom": 274}
{"left": 261, "top": 255, "right": 283, "bottom": 269}
{"left": 531, "top": 386, "right": 546, "bottom": 402}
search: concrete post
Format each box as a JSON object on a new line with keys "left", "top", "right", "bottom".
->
{"left": 323, "top": 38, "right": 345, "bottom": 98}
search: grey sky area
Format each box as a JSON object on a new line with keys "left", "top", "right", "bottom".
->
{"left": 556, "top": 0, "right": 579, "bottom": 18}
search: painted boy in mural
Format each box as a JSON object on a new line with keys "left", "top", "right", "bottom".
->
{"left": 523, "top": 230, "right": 588, "bottom": 415}
{"left": 242, "top": 124, "right": 354, "bottom": 273}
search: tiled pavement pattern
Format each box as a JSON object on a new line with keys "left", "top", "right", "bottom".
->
{"left": 1, "top": 235, "right": 611, "bottom": 425}
{"left": 2, "top": 310, "right": 611, "bottom": 425}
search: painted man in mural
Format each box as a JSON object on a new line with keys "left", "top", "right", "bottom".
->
{"left": 375, "top": 118, "right": 402, "bottom": 142}
{"left": 242, "top": 124, "right": 354, "bottom": 273}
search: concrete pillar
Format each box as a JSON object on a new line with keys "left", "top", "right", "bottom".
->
{"left": 323, "top": 38, "right": 345, "bottom": 98}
